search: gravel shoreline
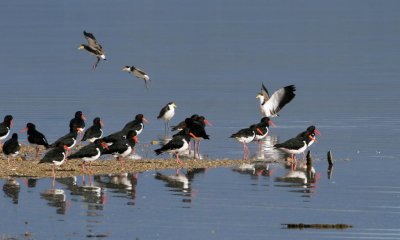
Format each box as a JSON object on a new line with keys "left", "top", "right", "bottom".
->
{"left": 0, "top": 145, "right": 251, "bottom": 178}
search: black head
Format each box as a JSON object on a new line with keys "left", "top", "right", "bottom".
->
{"left": 26, "top": 123, "right": 36, "bottom": 130}
{"left": 75, "top": 111, "right": 83, "bottom": 118}
{"left": 93, "top": 117, "right": 101, "bottom": 124}
{"left": 190, "top": 114, "right": 200, "bottom": 119}
{"left": 306, "top": 125, "right": 316, "bottom": 133}
{"left": 135, "top": 114, "right": 144, "bottom": 121}
{"left": 4, "top": 115, "right": 13, "bottom": 123}
{"left": 11, "top": 133, "right": 18, "bottom": 140}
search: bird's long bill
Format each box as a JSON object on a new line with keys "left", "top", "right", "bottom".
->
{"left": 204, "top": 119, "right": 213, "bottom": 126}
{"left": 20, "top": 127, "right": 28, "bottom": 133}
{"left": 133, "top": 136, "right": 139, "bottom": 143}
{"left": 309, "top": 135, "right": 317, "bottom": 143}
{"left": 10, "top": 120, "right": 13, "bottom": 128}
{"left": 256, "top": 128, "right": 264, "bottom": 135}
{"left": 77, "top": 128, "right": 84, "bottom": 133}
{"left": 82, "top": 114, "right": 87, "bottom": 121}
{"left": 100, "top": 120, "right": 104, "bottom": 127}
{"left": 63, "top": 145, "right": 69, "bottom": 150}
{"left": 314, "top": 129, "right": 321, "bottom": 136}
{"left": 101, "top": 142, "right": 110, "bottom": 150}
{"left": 189, "top": 132, "right": 198, "bottom": 139}
{"left": 269, "top": 119, "right": 277, "bottom": 127}
{"left": 142, "top": 117, "right": 149, "bottom": 124}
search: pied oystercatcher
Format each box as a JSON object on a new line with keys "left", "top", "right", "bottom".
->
{"left": 2, "top": 133, "right": 20, "bottom": 164}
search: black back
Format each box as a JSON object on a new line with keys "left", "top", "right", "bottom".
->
{"left": 26, "top": 123, "right": 49, "bottom": 148}
{"left": 3, "top": 133, "right": 20, "bottom": 155}
{"left": 69, "top": 111, "right": 85, "bottom": 132}
{"left": 82, "top": 117, "right": 103, "bottom": 142}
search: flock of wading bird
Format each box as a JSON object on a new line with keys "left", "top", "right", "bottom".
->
{"left": 0, "top": 31, "right": 321, "bottom": 179}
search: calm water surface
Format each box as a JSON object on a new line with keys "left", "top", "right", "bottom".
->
{"left": 1, "top": 0, "right": 400, "bottom": 239}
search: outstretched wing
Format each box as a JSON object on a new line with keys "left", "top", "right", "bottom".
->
{"left": 260, "top": 85, "right": 296, "bottom": 117}
{"left": 83, "top": 31, "right": 103, "bottom": 52}
{"left": 260, "top": 83, "right": 271, "bottom": 104}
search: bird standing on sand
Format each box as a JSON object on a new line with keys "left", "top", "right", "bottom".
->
{"left": 231, "top": 125, "right": 263, "bottom": 161}
{"left": 22, "top": 123, "right": 49, "bottom": 160}
{"left": 39, "top": 144, "right": 69, "bottom": 179}
{"left": 155, "top": 128, "right": 197, "bottom": 165}
{"left": 0, "top": 115, "right": 13, "bottom": 145}
{"left": 68, "top": 139, "right": 109, "bottom": 173}
{"left": 122, "top": 66, "right": 150, "bottom": 89}
{"left": 82, "top": 117, "right": 104, "bottom": 142}
{"left": 78, "top": 31, "right": 106, "bottom": 69}
{"left": 256, "top": 83, "right": 296, "bottom": 118}
{"left": 157, "top": 102, "right": 177, "bottom": 138}
{"left": 2, "top": 133, "right": 20, "bottom": 164}
{"left": 102, "top": 130, "right": 138, "bottom": 164}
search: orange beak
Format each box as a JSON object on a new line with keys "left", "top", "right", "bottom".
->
{"left": 10, "top": 120, "right": 13, "bottom": 128}
{"left": 142, "top": 117, "right": 148, "bottom": 124}
{"left": 82, "top": 114, "right": 87, "bottom": 121}
{"left": 314, "top": 129, "right": 321, "bottom": 136}
{"left": 204, "top": 119, "right": 213, "bottom": 127}
{"left": 77, "top": 128, "right": 84, "bottom": 133}
{"left": 269, "top": 120, "right": 277, "bottom": 127}
{"left": 100, "top": 120, "right": 104, "bottom": 127}
{"left": 133, "top": 136, "right": 139, "bottom": 143}
{"left": 309, "top": 135, "right": 317, "bottom": 143}
{"left": 20, "top": 127, "right": 28, "bottom": 133}
{"left": 256, "top": 128, "right": 264, "bottom": 135}
{"left": 189, "top": 132, "right": 198, "bottom": 139}
{"left": 101, "top": 142, "right": 110, "bottom": 150}
{"left": 63, "top": 145, "right": 69, "bottom": 150}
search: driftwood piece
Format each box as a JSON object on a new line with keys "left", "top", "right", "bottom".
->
{"left": 282, "top": 223, "right": 352, "bottom": 229}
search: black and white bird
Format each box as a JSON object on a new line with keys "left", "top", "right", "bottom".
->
{"left": 256, "top": 83, "right": 296, "bottom": 118}
{"left": 68, "top": 139, "right": 109, "bottom": 173}
{"left": 39, "top": 144, "right": 69, "bottom": 179}
{"left": 49, "top": 128, "right": 78, "bottom": 155}
{"left": 154, "top": 128, "right": 196, "bottom": 165}
{"left": 175, "top": 117, "right": 210, "bottom": 159}
{"left": 78, "top": 31, "right": 106, "bottom": 69}
{"left": 102, "top": 130, "right": 138, "bottom": 162}
{"left": 296, "top": 125, "right": 321, "bottom": 147}
{"left": 2, "top": 133, "right": 20, "bottom": 164}
{"left": 122, "top": 114, "right": 148, "bottom": 136}
{"left": 0, "top": 115, "right": 13, "bottom": 144}
{"left": 82, "top": 117, "right": 104, "bottom": 142}
{"left": 251, "top": 117, "right": 275, "bottom": 155}
{"left": 122, "top": 66, "right": 150, "bottom": 89}
{"left": 69, "top": 111, "right": 86, "bottom": 133}
{"left": 230, "top": 125, "right": 263, "bottom": 161}
{"left": 157, "top": 102, "right": 177, "bottom": 138}
{"left": 22, "top": 123, "right": 49, "bottom": 160}
{"left": 274, "top": 132, "right": 316, "bottom": 170}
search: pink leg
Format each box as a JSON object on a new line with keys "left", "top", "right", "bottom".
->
{"left": 35, "top": 147, "right": 39, "bottom": 160}
{"left": 193, "top": 141, "right": 197, "bottom": 159}
{"left": 82, "top": 162, "right": 86, "bottom": 173}
{"left": 197, "top": 140, "right": 201, "bottom": 159}
{"left": 176, "top": 153, "right": 183, "bottom": 165}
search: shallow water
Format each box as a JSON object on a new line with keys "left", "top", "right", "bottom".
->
{"left": 1, "top": 0, "right": 400, "bottom": 239}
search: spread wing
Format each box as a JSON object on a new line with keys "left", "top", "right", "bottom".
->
{"left": 83, "top": 31, "right": 103, "bottom": 52}
{"left": 260, "top": 83, "right": 271, "bottom": 103}
{"left": 260, "top": 85, "right": 296, "bottom": 117}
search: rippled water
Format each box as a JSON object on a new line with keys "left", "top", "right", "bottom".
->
{"left": 1, "top": 0, "right": 400, "bottom": 239}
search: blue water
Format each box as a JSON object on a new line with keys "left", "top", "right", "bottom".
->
{"left": 1, "top": 0, "right": 400, "bottom": 239}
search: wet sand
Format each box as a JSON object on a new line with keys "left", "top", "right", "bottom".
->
{"left": 0, "top": 145, "right": 252, "bottom": 178}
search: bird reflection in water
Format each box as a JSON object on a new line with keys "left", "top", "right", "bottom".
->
{"left": 254, "top": 135, "right": 284, "bottom": 161}
{"left": 40, "top": 188, "right": 68, "bottom": 215}
{"left": 94, "top": 173, "right": 138, "bottom": 206}
{"left": 155, "top": 168, "right": 206, "bottom": 203}
{"left": 233, "top": 162, "right": 276, "bottom": 177}
{"left": 3, "top": 177, "right": 20, "bottom": 204}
